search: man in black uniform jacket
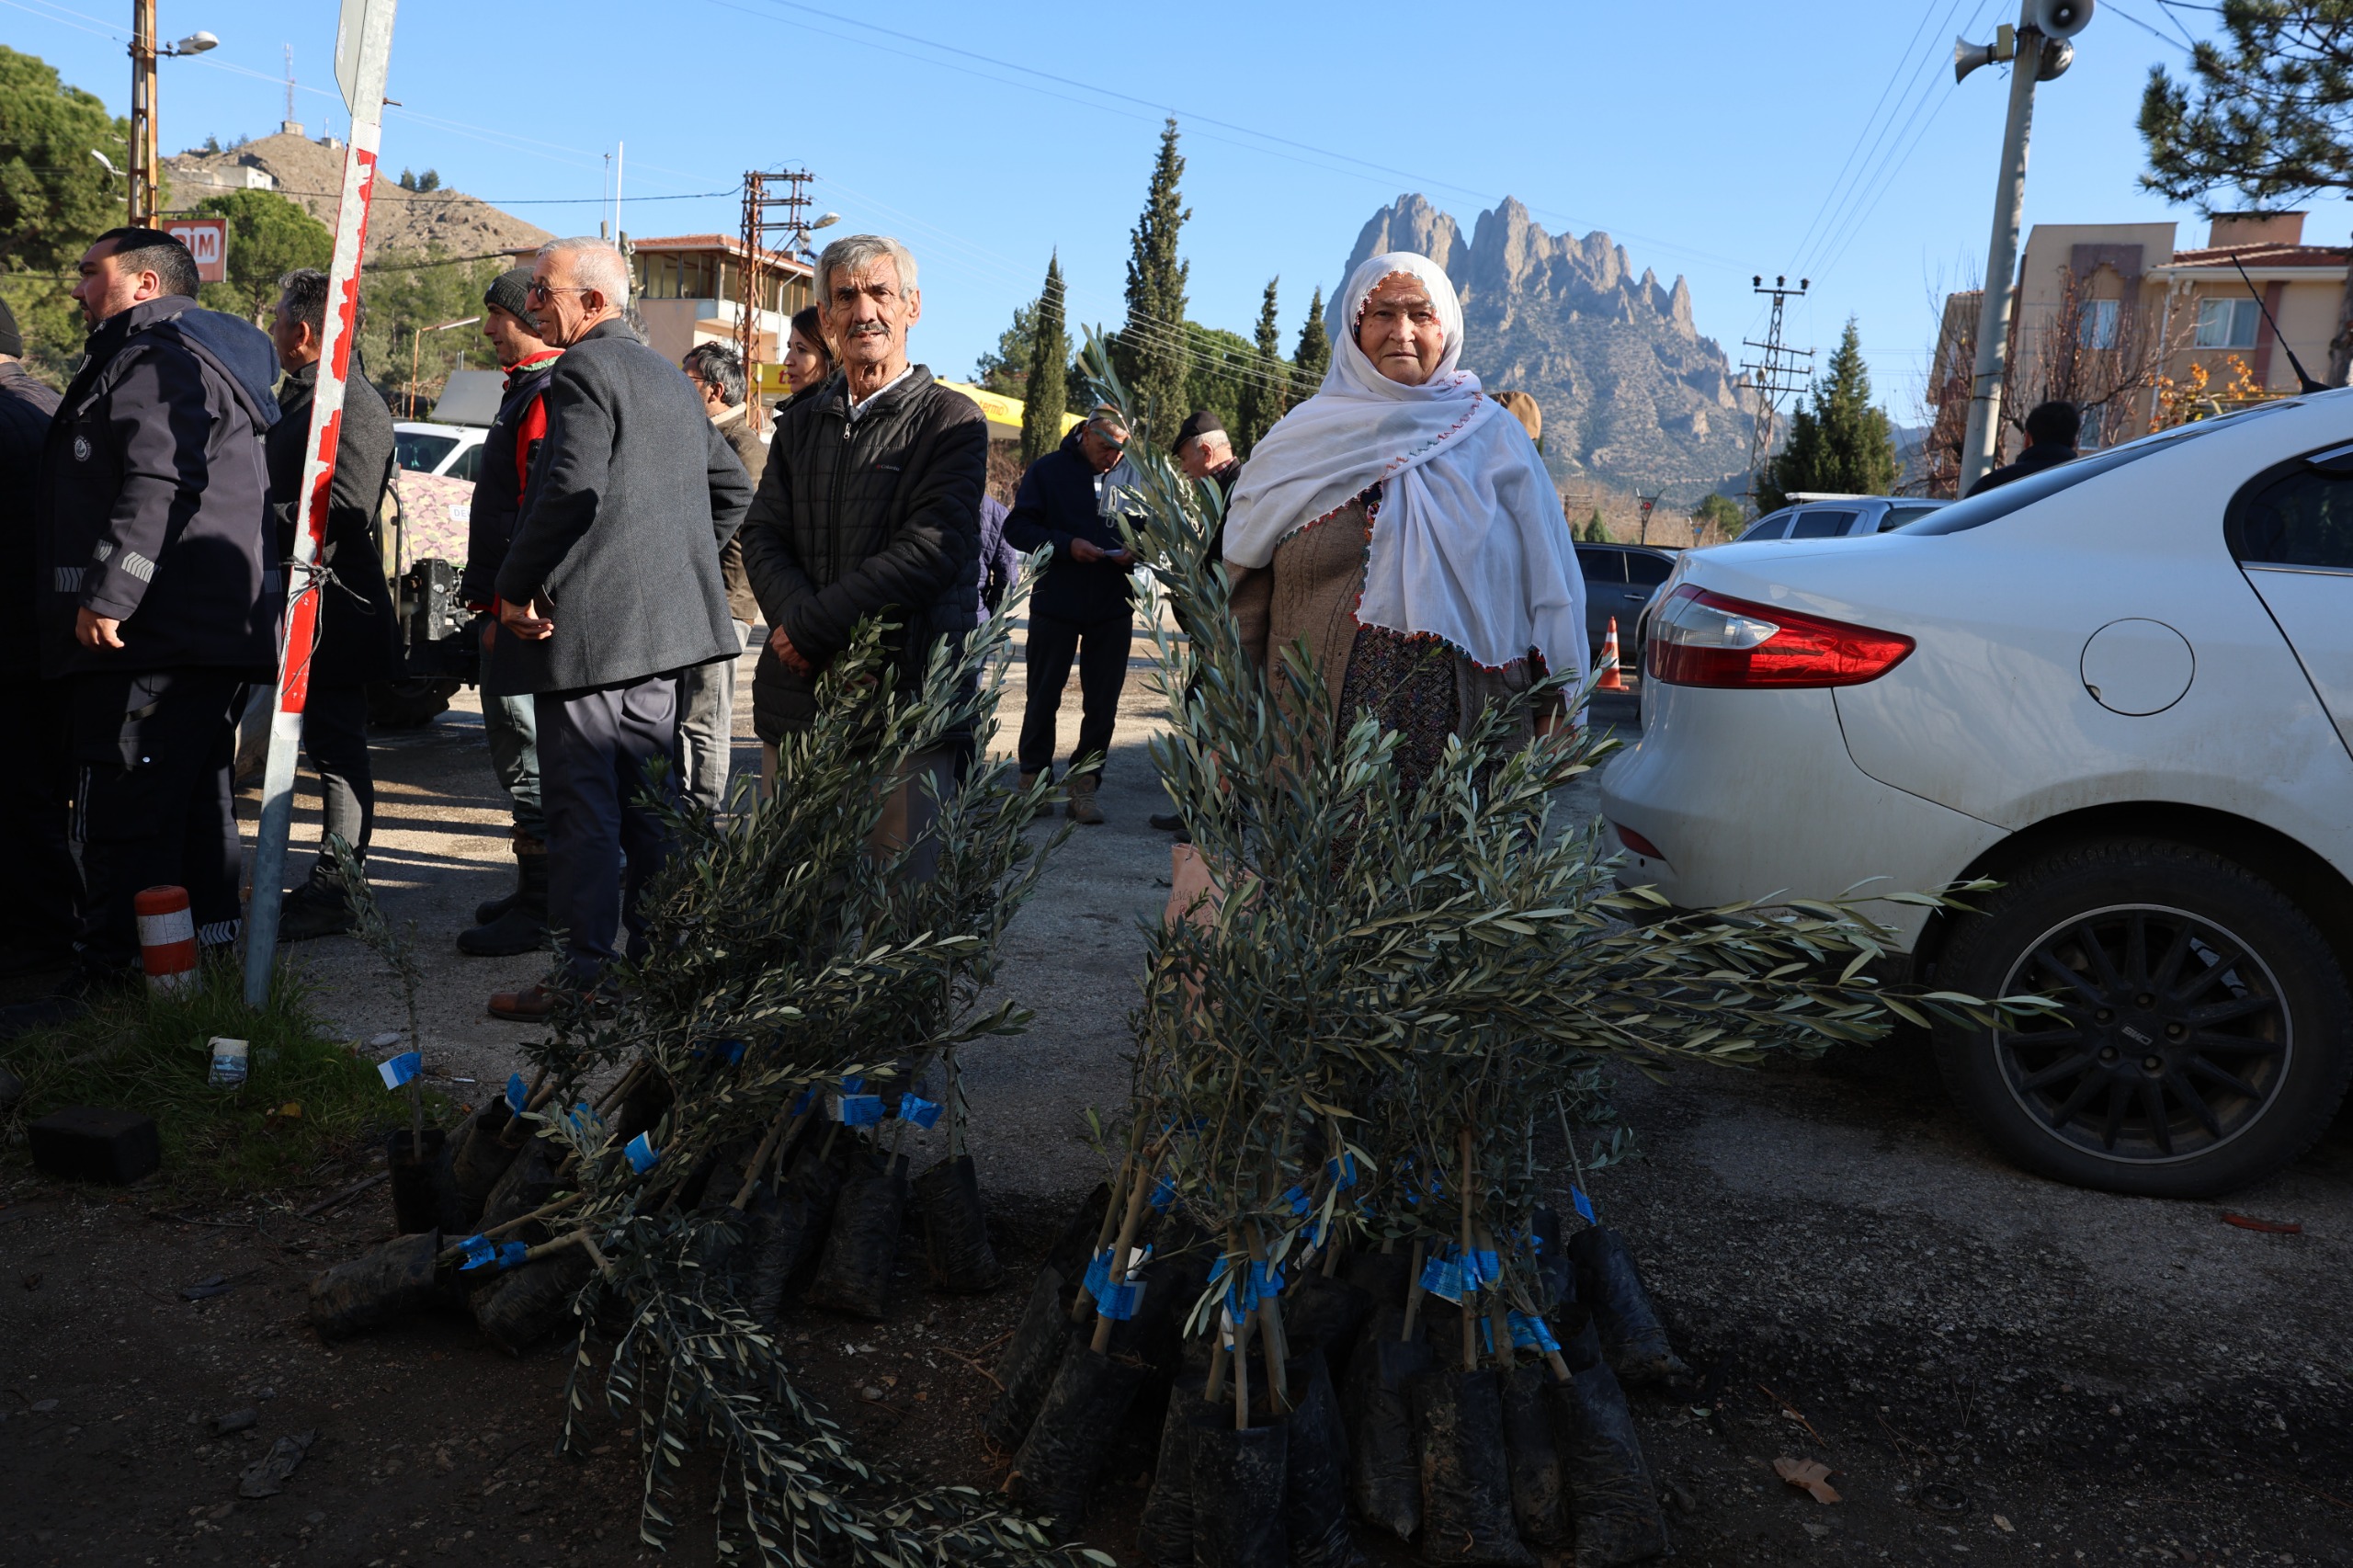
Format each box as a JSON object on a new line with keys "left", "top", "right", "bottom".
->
{"left": 35, "top": 229, "right": 280, "bottom": 975}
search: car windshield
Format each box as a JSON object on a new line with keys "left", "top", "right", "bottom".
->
{"left": 1901, "top": 403, "right": 2300, "bottom": 535}
{"left": 395, "top": 431, "right": 459, "bottom": 473}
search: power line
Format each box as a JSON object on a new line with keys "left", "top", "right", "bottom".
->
{"left": 1783, "top": 1, "right": 1954, "bottom": 274}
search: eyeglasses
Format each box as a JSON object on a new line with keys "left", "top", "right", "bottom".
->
{"left": 526, "top": 280, "right": 586, "bottom": 301}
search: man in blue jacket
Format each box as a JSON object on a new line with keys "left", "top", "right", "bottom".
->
{"left": 36, "top": 229, "right": 281, "bottom": 977}
{"left": 1003, "top": 407, "right": 1138, "bottom": 825}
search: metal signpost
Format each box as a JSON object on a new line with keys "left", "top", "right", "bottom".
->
{"left": 244, "top": 0, "right": 399, "bottom": 1006}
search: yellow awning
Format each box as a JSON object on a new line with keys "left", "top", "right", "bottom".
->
{"left": 934, "top": 379, "right": 1085, "bottom": 442}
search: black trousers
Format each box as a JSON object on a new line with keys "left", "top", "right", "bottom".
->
{"left": 70, "top": 667, "right": 247, "bottom": 969}
{"left": 0, "top": 678, "right": 83, "bottom": 970}
{"left": 539, "top": 673, "right": 682, "bottom": 986}
{"left": 301, "top": 681, "right": 374, "bottom": 880}
{"left": 1017, "top": 611, "right": 1131, "bottom": 779}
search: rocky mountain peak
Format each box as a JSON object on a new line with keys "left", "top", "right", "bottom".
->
{"left": 1339, "top": 194, "right": 1748, "bottom": 495}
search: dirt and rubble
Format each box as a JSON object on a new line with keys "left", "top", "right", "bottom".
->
{"left": 4, "top": 640, "right": 2350, "bottom": 1566}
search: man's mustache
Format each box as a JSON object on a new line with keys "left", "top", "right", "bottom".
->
{"left": 847, "top": 321, "right": 891, "bottom": 337}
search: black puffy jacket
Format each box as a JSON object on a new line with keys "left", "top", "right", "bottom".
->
{"left": 35, "top": 296, "right": 280, "bottom": 678}
{"left": 267, "top": 359, "right": 397, "bottom": 687}
{"left": 737, "top": 366, "right": 986, "bottom": 739}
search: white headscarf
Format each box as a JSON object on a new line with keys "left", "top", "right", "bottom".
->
{"left": 1224, "top": 251, "right": 1586, "bottom": 680}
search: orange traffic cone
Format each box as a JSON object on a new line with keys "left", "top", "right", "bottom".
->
{"left": 1596, "top": 618, "right": 1625, "bottom": 691}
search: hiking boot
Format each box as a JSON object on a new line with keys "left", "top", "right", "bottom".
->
{"left": 1065, "top": 772, "right": 1105, "bottom": 825}
{"left": 1148, "top": 812, "right": 1185, "bottom": 834}
{"left": 458, "top": 839, "right": 551, "bottom": 958}
{"left": 277, "top": 877, "right": 356, "bottom": 943}
{"left": 473, "top": 831, "right": 546, "bottom": 924}
{"left": 1017, "top": 770, "right": 1056, "bottom": 822}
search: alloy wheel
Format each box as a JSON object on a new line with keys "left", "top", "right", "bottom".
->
{"left": 1995, "top": 903, "right": 2290, "bottom": 1165}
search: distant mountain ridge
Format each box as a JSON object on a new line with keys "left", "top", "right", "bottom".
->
{"left": 1344, "top": 194, "right": 1751, "bottom": 497}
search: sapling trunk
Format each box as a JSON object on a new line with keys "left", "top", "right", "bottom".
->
{"left": 1403, "top": 1238, "right": 1427, "bottom": 1339}
{"left": 1206, "top": 1335, "right": 1231, "bottom": 1404}
{"left": 1074, "top": 1147, "right": 1137, "bottom": 1323}
{"left": 1478, "top": 1222, "right": 1517, "bottom": 1370}
{"left": 1232, "top": 1300, "right": 1253, "bottom": 1431}
{"left": 729, "top": 1101, "right": 807, "bottom": 1211}
{"left": 1459, "top": 1126, "right": 1478, "bottom": 1371}
{"left": 1245, "top": 1222, "right": 1291, "bottom": 1413}
{"left": 1088, "top": 1156, "right": 1157, "bottom": 1353}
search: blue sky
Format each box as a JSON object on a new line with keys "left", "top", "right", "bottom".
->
{"left": 9, "top": 0, "right": 2249, "bottom": 418}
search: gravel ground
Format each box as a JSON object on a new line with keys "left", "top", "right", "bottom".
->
{"left": 5, "top": 627, "right": 2349, "bottom": 1565}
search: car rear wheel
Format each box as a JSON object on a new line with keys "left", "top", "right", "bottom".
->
{"left": 1932, "top": 838, "right": 2352, "bottom": 1198}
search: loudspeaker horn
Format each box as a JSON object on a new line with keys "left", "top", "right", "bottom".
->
{"left": 1954, "top": 25, "right": 2014, "bottom": 83}
{"left": 2030, "top": 0, "right": 2094, "bottom": 40}
{"left": 2037, "top": 37, "right": 2075, "bottom": 80}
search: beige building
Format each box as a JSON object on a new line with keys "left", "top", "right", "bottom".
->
{"left": 624, "top": 233, "right": 816, "bottom": 368}
{"left": 1933, "top": 213, "right": 2348, "bottom": 468}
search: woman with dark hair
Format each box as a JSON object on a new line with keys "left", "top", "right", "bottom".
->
{"left": 1222, "top": 251, "right": 1586, "bottom": 796}
{"left": 781, "top": 304, "right": 833, "bottom": 397}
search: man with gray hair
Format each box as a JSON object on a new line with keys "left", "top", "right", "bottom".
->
{"left": 738, "top": 234, "right": 986, "bottom": 874}
{"left": 676, "top": 339, "right": 765, "bottom": 812}
{"left": 485, "top": 237, "right": 753, "bottom": 1020}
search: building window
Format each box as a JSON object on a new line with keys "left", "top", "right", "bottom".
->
{"left": 2195, "top": 296, "right": 2259, "bottom": 348}
{"left": 2078, "top": 298, "right": 2119, "bottom": 349}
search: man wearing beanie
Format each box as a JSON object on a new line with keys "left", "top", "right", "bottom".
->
{"left": 0, "top": 297, "right": 79, "bottom": 978}
{"left": 37, "top": 229, "right": 281, "bottom": 976}
{"left": 454, "top": 267, "right": 564, "bottom": 957}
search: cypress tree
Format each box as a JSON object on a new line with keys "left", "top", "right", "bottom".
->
{"left": 1758, "top": 318, "right": 1897, "bottom": 512}
{"left": 1117, "top": 119, "right": 1191, "bottom": 437}
{"left": 1292, "top": 285, "right": 1331, "bottom": 397}
{"left": 1235, "top": 276, "right": 1289, "bottom": 451}
{"left": 1018, "top": 252, "right": 1068, "bottom": 467}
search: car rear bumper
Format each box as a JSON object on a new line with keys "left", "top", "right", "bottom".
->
{"left": 1597, "top": 683, "right": 2007, "bottom": 950}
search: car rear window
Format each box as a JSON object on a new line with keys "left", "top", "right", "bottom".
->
{"left": 1575, "top": 547, "right": 1626, "bottom": 584}
{"left": 395, "top": 431, "right": 459, "bottom": 473}
{"left": 1624, "top": 552, "right": 1674, "bottom": 586}
{"left": 1904, "top": 403, "right": 2298, "bottom": 535}
{"left": 1744, "top": 514, "right": 1793, "bottom": 540}
{"left": 1790, "top": 509, "right": 1858, "bottom": 538}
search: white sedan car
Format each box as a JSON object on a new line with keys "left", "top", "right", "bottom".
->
{"left": 1600, "top": 392, "right": 2353, "bottom": 1198}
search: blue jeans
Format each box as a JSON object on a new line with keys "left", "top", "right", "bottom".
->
{"left": 482, "top": 691, "right": 546, "bottom": 842}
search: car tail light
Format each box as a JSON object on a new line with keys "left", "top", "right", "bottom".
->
{"left": 1646, "top": 585, "right": 1915, "bottom": 688}
{"left": 1612, "top": 823, "right": 1666, "bottom": 861}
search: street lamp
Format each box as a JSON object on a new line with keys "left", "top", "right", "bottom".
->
{"left": 1952, "top": 0, "right": 2095, "bottom": 494}
{"left": 126, "top": 4, "right": 220, "bottom": 225}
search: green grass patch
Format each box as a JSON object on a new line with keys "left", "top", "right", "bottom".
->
{"left": 0, "top": 957, "right": 438, "bottom": 1196}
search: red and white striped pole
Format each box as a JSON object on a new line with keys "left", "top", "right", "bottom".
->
{"left": 244, "top": 0, "right": 400, "bottom": 1006}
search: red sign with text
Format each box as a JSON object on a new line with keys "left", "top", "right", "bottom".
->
{"left": 165, "top": 217, "right": 228, "bottom": 283}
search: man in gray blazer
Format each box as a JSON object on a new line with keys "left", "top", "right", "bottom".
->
{"left": 487, "top": 236, "right": 752, "bottom": 1020}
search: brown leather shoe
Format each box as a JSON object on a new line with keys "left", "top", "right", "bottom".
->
{"left": 487, "top": 984, "right": 556, "bottom": 1022}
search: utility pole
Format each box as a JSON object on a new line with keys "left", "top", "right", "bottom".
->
{"left": 737, "top": 168, "right": 827, "bottom": 431}
{"left": 1741, "top": 275, "right": 1813, "bottom": 510}
{"left": 1955, "top": 0, "right": 2096, "bottom": 493}
{"left": 128, "top": 0, "right": 158, "bottom": 224}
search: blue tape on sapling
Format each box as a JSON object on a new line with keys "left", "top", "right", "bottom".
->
{"left": 496, "top": 1241, "right": 529, "bottom": 1269}
{"left": 377, "top": 1051, "right": 422, "bottom": 1090}
{"left": 896, "top": 1094, "right": 942, "bottom": 1129}
{"left": 1572, "top": 1187, "right": 1597, "bottom": 1223}
{"left": 625, "top": 1132, "right": 660, "bottom": 1173}
{"left": 1084, "top": 1249, "right": 1113, "bottom": 1301}
{"left": 1507, "top": 1312, "right": 1561, "bottom": 1353}
{"left": 1326, "top": 1153, "right": 1358, "bottom": 1188}
{"left": 1283, "top": 1185, "right": 1310, "bottom": 1216}
{"left": 458, "top": 1233, "right": 494, "bottom": 1270}
{"left": 1418, "top": 1255, "right": 1463, "bottom": 1304}
{"left": 1150, "top": 1175, "right": 1177, "bottom": 1212}
{"left": 505, "top": 1074, "right": 528, "bottom": 1114}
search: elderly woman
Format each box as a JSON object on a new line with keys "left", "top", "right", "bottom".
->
{"left": 1222, "top": 252, "right": 1586, "bottom": 793}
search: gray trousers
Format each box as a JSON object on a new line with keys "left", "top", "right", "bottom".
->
{"left": 539, "top": 672, "right": 682, "bottom": 985}
{"left": 483, "top": 690, "right": 546, "bottom": 842}
{"left": 677, "top": 620, "right": 750, "bottom": 813}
